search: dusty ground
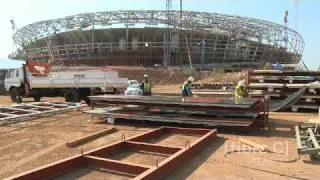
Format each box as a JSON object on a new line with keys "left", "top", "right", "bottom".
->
{"left": 0, "top": 95, "right": 319, "bottom": 180}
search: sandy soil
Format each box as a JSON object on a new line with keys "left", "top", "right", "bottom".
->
{"left": 0, "top": 95, "right": 65, "bottom": 106}
{"left": 0, "top": 95, "right": 319, "bottom": 180}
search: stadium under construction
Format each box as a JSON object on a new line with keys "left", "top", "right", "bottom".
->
{"left": 11, "top": 10, "right": 304, "bottom": 71}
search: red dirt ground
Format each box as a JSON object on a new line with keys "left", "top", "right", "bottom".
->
{"left": 0, "top": 95, "right": 319, "bottom": 180}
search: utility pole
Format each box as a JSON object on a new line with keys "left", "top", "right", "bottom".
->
{"left": 92, "top": 13, "right": 95, "bottom": 55}
{"left": 164, "top": 0, "right": 172, "bottom": 67}
{"left": 179, "top": 0, "right": 182, "bottom": 70}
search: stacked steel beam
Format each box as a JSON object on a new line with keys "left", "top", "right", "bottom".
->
{"left": 88, "top": 95, "right": 268, "bottom": 128}
{"left": 248, "top": 70, "right": 320, "bottom": 112}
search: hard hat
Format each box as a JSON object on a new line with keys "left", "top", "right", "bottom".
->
{"left": 144, "top": 74, "right": 148, "bottom": 78}
{"left": 238, "top": 80, "right": 245, "bottom": 86}
{"left": 188, "top": 76, "right": 194, "bottom": 83}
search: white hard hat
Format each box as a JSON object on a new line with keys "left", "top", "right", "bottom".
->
{"left": 188, "top": 76, "right": 194, "bottom": 82}
{"left": 238, "top": 80, "right": 245, "bottom": 86}
{"left": 144, "top": 74, "right": 148, "bottom": 78}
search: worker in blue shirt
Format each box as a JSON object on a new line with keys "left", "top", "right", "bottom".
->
{"left": 272, "top": 62, "right": 283, "bottom": 71}
{"left": 181, "top": 76, "right": 194, "bottom": 97}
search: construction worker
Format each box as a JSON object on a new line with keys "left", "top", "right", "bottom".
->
{"left": 181, "top": 76, "right": 194, "bottom": 97}
{"left": 235, "top": 80, "right": 246, "bottom": 104}
{"left": 140, "top": 74, "right": 152, "bottom": 96}
{"left": 272, "top": 62, "right": 283, "bottom": 71}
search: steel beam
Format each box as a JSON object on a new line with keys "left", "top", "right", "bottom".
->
{"left": 85, "top": 155, "right": 150, "bottom": 176}
{"left": 308, "top": 128, "right": 320, "bottom": 149}
{"left": 126, "top": 141, "right": 181, "bottom": 154}
{"left": 7, "top": 154, "right": 85, "bottom": 180}
{"left": 66, "top": 127, "right": 117, "bottom": 147}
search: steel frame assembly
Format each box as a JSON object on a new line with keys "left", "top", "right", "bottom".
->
{"left": 7, "top": 126, "right": 217, "bottom": 180}
{"left": 88, "top": 95, "right": 268, "bottom": 128}
{"left": 12, "top": 10, "right": 304, "bottom": 70}
{"left": 295, "top": 123, "right": 320, "bottom": 160}
{"left": 0, "top": 102, "right": 80, "bottom": 126}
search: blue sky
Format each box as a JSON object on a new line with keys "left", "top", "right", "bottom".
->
{"left": 0, "top": 0, "right": 319, "bottom": 69}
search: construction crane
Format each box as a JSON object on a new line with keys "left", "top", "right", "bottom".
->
{"left": 292, "top": 0, "right": 308, "bottom": 70}
{"left": 283, "top": 10, "right": 289, "bottom": 47}
{"left": 9, "top": 19, "right": 19, "bottom": 56}
{"left": 294, "top": 0, "right": 303, "bottom": 30}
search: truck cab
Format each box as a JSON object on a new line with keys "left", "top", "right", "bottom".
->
{"left": 4, "top": 66, "right": 25, "bottom": 102}
{"left": 4, "top": 67, "right": 24, "bottom": 91}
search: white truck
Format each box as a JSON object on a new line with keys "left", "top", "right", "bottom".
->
{"left": 4, "top": 63, "right": 128, "bottom": 104}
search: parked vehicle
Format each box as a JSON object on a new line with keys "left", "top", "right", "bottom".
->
{"left": 125, "top": 80, "right": 142, "bottom": 96}
{"left": 4, "top": 61, "right": 128, "bottom": 103}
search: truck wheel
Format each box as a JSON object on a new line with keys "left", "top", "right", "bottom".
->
{"left": 33, "top": 95, "right": 42, "bottom": 102}
{"left": 10, "top": 88, "right": 18, "bottom": 102}
{"left": 32, "top": 90, "right": 42, "bottom": 102}
{"left": 84, "top": 97, "right": 91, "bottom": 105}
{"left": 17, "top": 96, "right": 23, "bottom": 104}
{"left": 65, "top": 89, "right": 79, "bottom": 102}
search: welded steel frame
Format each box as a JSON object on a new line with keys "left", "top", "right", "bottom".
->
{"left": 0, "top": 102, "right": 80, "bottom": 126}
{"left": 295, "top": 124, "right": 320, "bottom": 160}
{"left": 13, "top": 10, "right": 304, "bottom": 64}
{"left": 7, "top": 126, "right": 217, "bottom": 180}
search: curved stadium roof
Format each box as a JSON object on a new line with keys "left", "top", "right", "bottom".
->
{"left": 13, "top": 10, "right": 304, "bottom": 61}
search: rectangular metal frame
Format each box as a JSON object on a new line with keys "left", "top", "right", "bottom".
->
{"left": 8, "top": 127, "right": 217, "bottom": 180}
{"left": 295, "top": 124, "right": 320, "bottom": 160}
{"left": 0, "top": 102, "right": 80, "bottom": 126}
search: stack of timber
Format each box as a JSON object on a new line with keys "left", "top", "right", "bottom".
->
{"left": 88, "top": 95, "right": 268, "bottom": 128}
{"left": 248, "top": 70, "right": 320, "bottom": 112}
